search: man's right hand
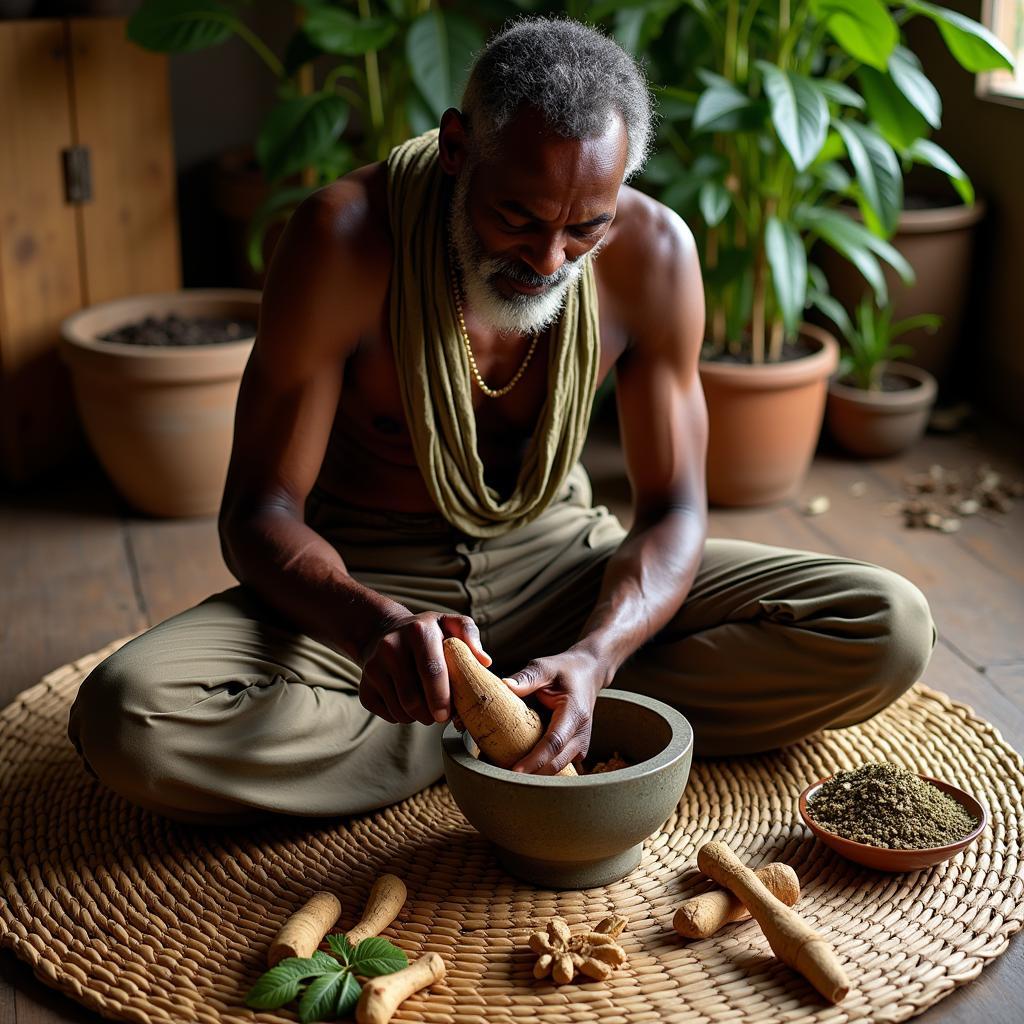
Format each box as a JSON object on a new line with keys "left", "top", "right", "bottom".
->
{"left": 358, "top": 612, "right": 490, "bottom": 726}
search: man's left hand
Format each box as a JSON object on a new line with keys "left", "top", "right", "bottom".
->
{"left": 503, "top": 648, "right": 608, "bottom": 775}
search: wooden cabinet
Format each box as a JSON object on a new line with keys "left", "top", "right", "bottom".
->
{"left": 0, "top": 16, "right": 180, "bottom": 482}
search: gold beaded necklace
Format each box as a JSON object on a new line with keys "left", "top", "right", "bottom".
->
{"left": 448, "top": 245, "right": 542, "bottom": 399}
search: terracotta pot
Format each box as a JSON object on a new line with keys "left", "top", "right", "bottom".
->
{"left": 827, "top": 362, "right": 937, "bottom": 458}
{"left": 699, "top": 324, "right": 839, "bottom": 507}
{"left": 817, "top": 199, "right": 985, "bottom": 384}
{"left": 60, "top": 289, "right": 260, "bottom": 518}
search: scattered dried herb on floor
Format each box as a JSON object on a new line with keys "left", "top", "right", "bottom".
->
{"left": 807, "top": 762, "right": 978, "bottom": 849}
{"left": 896, "top": 463, "right": 1023, "bottom": 533}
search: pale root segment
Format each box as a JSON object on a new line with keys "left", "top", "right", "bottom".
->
{"left": 355, "top": 952, "right": 446, "bottom": 1024}
{"left": 697, "top": 841, "right": 850, "bottom": 1003}
{"left": 442, "top": 637, "right": 577, "bottom": 777}
{"left": 267, "top": 891, "right": 342, "bottom": 967}
{"left": 346, "top": 874, "right": 408, "bottom": 945}
{"left": 673, "top": 861, "right": 801, "bottom": 939}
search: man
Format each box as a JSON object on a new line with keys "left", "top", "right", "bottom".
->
{"left": 68, "top": 18, "right": 934, "bottom": 825}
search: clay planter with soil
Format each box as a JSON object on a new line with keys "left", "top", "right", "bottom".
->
{"left": 827, "top": 362, "right": 937, "bottom": 458}
{"left": 817, "top": 198, "right": 984, "bottom": 385}
{"left": 60, "top": 289, "right": 260, "bottom": 517}
{"left": 699, "top": 324, "right": 839, "bottom": 507}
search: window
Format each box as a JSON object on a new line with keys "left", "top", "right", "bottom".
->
{"left": 978, "top": 0, "right": 1024, "bottom": 106}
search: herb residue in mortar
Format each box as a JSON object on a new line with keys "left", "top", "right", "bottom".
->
{"left": 808, "top": 762, "right": 978, "bottom": 849}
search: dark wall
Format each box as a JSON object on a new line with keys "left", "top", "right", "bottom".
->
{"left": 906, "top": 1, "right": 1024, "bottom": 428}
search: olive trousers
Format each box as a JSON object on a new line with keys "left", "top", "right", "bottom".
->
{"left": 67, "top": 466, "right": 935, "bottom": 825}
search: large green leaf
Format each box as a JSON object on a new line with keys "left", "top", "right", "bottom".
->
{"left": 857, "top": 67, "right": 930, "bottom": 150}
{"left": 349, "top": 937, "right": 409, "bottom": 978}
{"left": 303, "top": 6, "right": 397, "bottom": 56}
{"left": 813, "top": 79, "right": 865, "bottom": 110}
{"left": 256, "top": 94, "right": 349, "bottom": 183}
{"left": 692, "top": 80, "right": 753, "bottom": 132}
{"left": 406, "top": 10, "right": 483, "bottom": 119}
{"left": 406, "top": 88, "right": 436, "bottom": 135}
{"left": 908, "top": 138, "right": 975, "bottom": 204}
{"left": 244, "top": 954, "right": 339, "bottom": 1011}
{"left": 765, "top": 216, "right": 807, "bottom": 336}
{"left": 810, "top": 0, "right": 897, "bottom": 71}
{"left": 906, "top": 1, "right": 1014, "bottom": 72}
{"left": 698, "top": 181, "right": 731, "bottom": 226}
{"left": 795, "top": 205, "right": 914, "bottom": 303}
{"left": 834, "top": 119, "right": 902, "bottom": 236}
{"left": 659, "top": 153, "right": 727, "bottom": 214}
{"left": 809, "top": 287, "right": 854, "bottom": 343}
{"left": 757, "top": 63, "right": 829, "bottom": 171}
{"left": 127, "top": 0, "right": 235, "bottom": 53}
{"left": 297, "top": 965, "right": 352, "bottom": 1024}
{"left": 888, "top": 46, "right": 941, "bottom": 129}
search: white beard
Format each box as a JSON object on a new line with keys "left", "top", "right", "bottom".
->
{"left": 448, "top": 169, "right": 604, "bottom": 337}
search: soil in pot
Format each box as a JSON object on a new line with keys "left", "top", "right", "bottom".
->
{"left": 99, "top": 314, "right": 257, "bottom": 347}
{"left": 701, "top": 336, "right": 817, "bottom": 365}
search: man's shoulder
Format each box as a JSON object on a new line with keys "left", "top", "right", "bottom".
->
{"left": 290, "top": 162, "right": 393, "bottom": 281}
{"left": 603, "top": 186, "right": 699, "bottom": 290}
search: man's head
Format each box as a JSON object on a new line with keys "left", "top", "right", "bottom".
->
{"left": 439, "top": 17, "right": 653, "bottom": 336}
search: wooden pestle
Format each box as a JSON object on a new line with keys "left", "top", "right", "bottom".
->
{"left": 346, "top": 874, "right": 407, "bottom": 944}
{"left": 356, "top": 952, "right": 446, "bottom": 1024}
{"left": 697, "top": 841, "right": 850, "bottom": 1004}
{"left": 673, "top": 861, "right": 800, "bottom": 939}
{"left": 268, "top": 891, "right": 341, "bottom": 967}
{"left": 443, "top": 637, "right": 577, "bottom": 777}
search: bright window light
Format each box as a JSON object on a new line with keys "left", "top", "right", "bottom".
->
{"left": 978, "top": 0, "right": 1024, "bottom": 105}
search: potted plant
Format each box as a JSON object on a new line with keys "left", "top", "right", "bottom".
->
{"left": 60, "top": 290, "right": 261, "bottom": 517}
{"left": 818, "top": 291, "right": 939, "bottom": 457}
{"left": 617, "top": 0, "right": 1012, "bottom": 505}
{"left": 127, "top": 0, "right": 486, "bottom": 277}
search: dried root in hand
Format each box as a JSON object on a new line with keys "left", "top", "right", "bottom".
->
{"left": 528, "top": 915, "right": 628, "bottom": 984}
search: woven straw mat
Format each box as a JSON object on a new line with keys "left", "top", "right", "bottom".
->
{"left": 1, "top": 638, "right": 1022, "bottom": 1024}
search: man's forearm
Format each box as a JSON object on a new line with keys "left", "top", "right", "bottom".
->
{"left": 221, "top": 510, "right": 409, "bottom": 664}
{"left": 574, "top": 505, "right": 706, "bottom": 681}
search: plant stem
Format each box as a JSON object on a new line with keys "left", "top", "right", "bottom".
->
{"left": 751, "top": 242, "right": 766, "bottom": 364}
{"left": 736, "top": 0, "right": 763, "bottom": 82}
{"left": 230, "top": 16, "right": 284, "bottom": 80}
{"left": 358, "top": 0, "right": 386, "bottom": 157}
{"left": 769, "top": 318, "right": 785, "bottom": 361}
{"left": 724, "top": 0, "right": 739, "bottom": 81}
{"left": 706, "top": 227, "right": 726, "bottom": 351}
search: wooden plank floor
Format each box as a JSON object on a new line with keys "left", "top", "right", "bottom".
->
{"left": 1, "top": 423, "right": 1022, "bottom": 1024}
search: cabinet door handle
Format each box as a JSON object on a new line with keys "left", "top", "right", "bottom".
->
{"left": 62, "top": 145, "right": 93, "bottom": 204}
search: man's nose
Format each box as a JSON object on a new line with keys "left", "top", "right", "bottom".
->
{"left": 520, "top": 234, "right": 566, "bottom": 279}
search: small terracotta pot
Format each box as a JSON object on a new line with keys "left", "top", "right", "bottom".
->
{"left": 699, "top": 324, "right": 839, "bottom": 507}
{"left": 60, "top": 289, "right": 260, "bottom": 518}
{"left": 827, "top": 362, "right": 937, "bottom": 458}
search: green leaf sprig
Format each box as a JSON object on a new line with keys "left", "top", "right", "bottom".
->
{"left": 246, "top": 934, "right": 408, "bottom": 1023}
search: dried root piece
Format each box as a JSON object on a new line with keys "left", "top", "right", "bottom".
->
{"left": 528, "top": 916, "right": 628, "bottom": 985}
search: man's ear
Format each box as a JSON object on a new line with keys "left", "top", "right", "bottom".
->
{"left": 438, "top": 108, "right": 469, "bottom": 175}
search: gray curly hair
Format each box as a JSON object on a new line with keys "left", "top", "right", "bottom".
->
{"left": 460, "top": 16, "right": 654, "bottom": 181}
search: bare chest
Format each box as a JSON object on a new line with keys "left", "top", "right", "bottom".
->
{"left": 318, "top": 283, "right": 626, "bottom": 510}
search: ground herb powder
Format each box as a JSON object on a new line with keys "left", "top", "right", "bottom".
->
{"left": 808, "top": 762, "right": 978, "bottom": 849}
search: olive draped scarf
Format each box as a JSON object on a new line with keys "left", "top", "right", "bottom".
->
{"left": 386, "top": 129, "right": 600, "bottom": 538}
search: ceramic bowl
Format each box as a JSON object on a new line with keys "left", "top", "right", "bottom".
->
{"left": 799, "top": 774, "right": 987, "bottom": 871}
{"left": 441, "top": 690, "right": 693, "bottom": 890}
